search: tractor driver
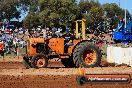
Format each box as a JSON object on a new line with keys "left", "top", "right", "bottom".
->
{"left": 62, "top": 31, "right": 76, "bottom": 53}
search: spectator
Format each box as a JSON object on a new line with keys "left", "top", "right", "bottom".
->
{"left": 14, "top": 27, "right": 18, "bottom": 33}
{"left": 118, "top": 17, "right": 125, "bottom": 31}
{"left": 32, "top": 27, "right": 36, "bottom": 34}
{"left": 13, "top": 39, "right": 18, "bottom": 56}
{"left": 42, "top": 29, "right": 47, "bottom": 38}
{"left": 4, "top": 40, "right": 9, "bottom": 55}
{"left": 2, "top": 34, "right": 6, "bottom": 41}
{"left": 20, "top": 39, "right": 25, "bottom": 48}
{"left": 87, "top": 36, "right": 91, "bottom": 40}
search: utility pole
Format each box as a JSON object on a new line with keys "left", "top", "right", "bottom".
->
{"left": 119, "top": 0, "right": 120, "bottom": 7}
{"left": 125, "top": 0, "right": 127, "bottom": 28}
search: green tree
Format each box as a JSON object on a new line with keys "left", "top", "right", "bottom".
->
{"left": 38, "top": 0, "right": 78, "bottom": 27}
{"left": 21, "top": 0, "right": 132, "bottom": 32}
{"left": 0, "top": 0, "right": 20, "bottom": 21}
{"left": 102, "top": 3, "right": 131, "bottom": 29}
{"left": 17, "top": 0, "right": 39, "bottom": 12}
{"left": 102, "top": 3, "right": 123, "bottom": 18}
{"left": 79, "top": 0, "right": 104, "bottom": 25}
{"left": 23, "top": 12, "right": 41, "bottom": 29}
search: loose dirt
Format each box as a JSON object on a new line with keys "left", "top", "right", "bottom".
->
{"left": 0, "top": 58, "right": 132, "bottom": 88}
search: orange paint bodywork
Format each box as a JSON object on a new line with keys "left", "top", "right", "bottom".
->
{"left": 48, "top": 38, "right": 80, "bottom": 55}
{"left": 28, "top": 38, "right": 45, "bottom": 56}
{"left": 27, "top": 37, "right": 80, "bottom": 57}
{"left": 48, "top": 38, "right": 64, "bottom": 54}
{"left": 68, "top": 40, "right": 80, "bottom": 54}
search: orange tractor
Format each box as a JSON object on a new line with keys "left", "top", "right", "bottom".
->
{"left": 23, "top": 19, "right": 102, "bottom": 68}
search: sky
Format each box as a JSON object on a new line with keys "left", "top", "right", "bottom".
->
{"left": 16, "top": 0, "right": 132, "bottom": 22}
{"left": 99, "top": 0, "right": 132, "bottom": 14}
{"left": 78, "top": 0, "right": 132, "bottom": 14}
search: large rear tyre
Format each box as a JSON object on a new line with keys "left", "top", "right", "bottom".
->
{"left": 31, "top": 54, "right": 48, "bottom": 69}
{"left": 61, "top": 56, "right": 75, "bottom": 68}
{"left": 73, "top": 41, "right": 101, "bottom": 68}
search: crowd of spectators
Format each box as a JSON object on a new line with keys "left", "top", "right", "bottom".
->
{"left": 0, "top": 25, "right": 56, "bottom": 56}
{"left": 0, "top": 26, "right": 26, "bottom": 56}
{"left": 0, "top": 24, "right": 114, "bottom": 57}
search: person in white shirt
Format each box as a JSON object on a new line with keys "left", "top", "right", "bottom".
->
{"left": 42, "top": 29, "right": 46, "bottom": 38}
{"left": 13, "top": 38, "right": 18, "bottom": 56}
{"left": 20, "top": 39, "right": 25, "bottom": 48}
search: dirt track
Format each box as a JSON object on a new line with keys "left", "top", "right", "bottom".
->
{"left": 0, "top": 59, "right": 132, "bottom": 88}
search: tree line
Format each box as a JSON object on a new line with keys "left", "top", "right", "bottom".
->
{"left": 0, "top": 0, "right": 131, "bottom": 31}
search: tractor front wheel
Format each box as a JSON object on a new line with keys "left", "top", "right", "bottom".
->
{"left": 23, "top": 56, "right": 32, "bottom": 69}
{"left": 31, "top": 54, "right": 48, "bottom": 68}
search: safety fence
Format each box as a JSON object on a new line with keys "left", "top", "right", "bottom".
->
{"left": 107, "top": 45, "right": 132, "bottom": 67}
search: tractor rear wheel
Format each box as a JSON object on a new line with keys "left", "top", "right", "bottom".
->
{"left": 73, "top": 41, "right": 101, "bottom": 68}
{"left": 61, "top": 56, "right": 75, "bottom": 68}
{"left": 31, "top": 54, "right": 48, "bottom": 68}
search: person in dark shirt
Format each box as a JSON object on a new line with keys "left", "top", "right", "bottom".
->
{"left": 62, "top": 32, "right": 76, "bottom": 53}
{"left": 118, "top": 17, "right": 125, "bottom": 31}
